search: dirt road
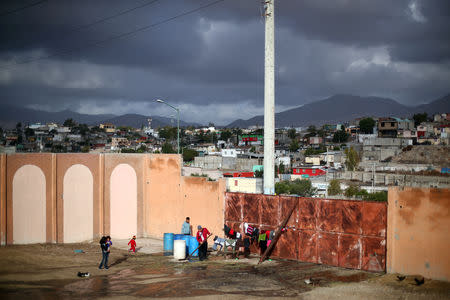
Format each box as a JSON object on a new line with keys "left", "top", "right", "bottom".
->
{"left": 0, "top": 242, "right": 448, "bottom": 299}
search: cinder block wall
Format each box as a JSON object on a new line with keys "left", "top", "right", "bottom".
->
{"left": 387, "top": 187, "right": 450, "bottom": 281}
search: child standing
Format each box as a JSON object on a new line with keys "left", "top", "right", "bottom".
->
{"left": 99, "top": 236, "right": 111, "bottom": 269}
{"left": 128, "top": 235, "right": 137, "bottom": 253}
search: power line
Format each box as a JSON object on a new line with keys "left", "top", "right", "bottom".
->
{"left": 0, "top": 0, "right": 49, "bottom": 18}
{"left": 55, "top": 0, "right": 160, "bottom": 39}
{"left": 6, "top": 0, "right": 161, "bottom": 55}
{"left": 0, "top": 0, "right": 226, "bottom": 70}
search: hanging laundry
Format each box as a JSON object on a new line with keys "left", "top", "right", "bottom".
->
{"left": 244, "top": 222, "right": 254, "bottom": 236}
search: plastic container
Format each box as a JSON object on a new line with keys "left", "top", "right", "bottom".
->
{"left": 174, "top": 234, "right": 184, "bottom": 241}
{"left": 181, "top": 235, "right": 190, "bottom": 254}
{"left": 173, "top": 240, "right": 186, "bottom": 260}
{"left": 163, "top": 233, "right": 174, "bottom": 256}
{"left": 188, "top": 236, "right": 199, "bottom": 257}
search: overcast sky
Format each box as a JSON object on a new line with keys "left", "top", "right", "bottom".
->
{"left": 0, "top": 0, "right": 449, "bottom": 125}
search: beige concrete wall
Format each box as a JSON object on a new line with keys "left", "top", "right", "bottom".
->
{"left": 110, "top": 164, "right": 137, "bottom": 239}
{"left": 387, "top": 187, "right": 450, "bottom": 281}
{"left": 56, "top": 154, "right": 104, "bottom": 242}
{"left": 63, "top": 164, "right": 93, "bottom": 243}
{"left": 146, "top": 154, "right": 225, "bottom": 238}
{"left": 1, "top": 153, "right": 226, "bottom": 244}
{"left": 6, "top": 154, "right": 57, "bottom": 244}
{"left": 104, "top": 154, "right": 145, "bottom": 238}
{"left": 12, "top": 165, "right": 46, "bottom": 244}
{"left": 0, "top": 154, "right": 6, "bottom": 245}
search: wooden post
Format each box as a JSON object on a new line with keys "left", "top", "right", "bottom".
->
{"left": 258, "top": 201, "right": 298, "bottom": 264}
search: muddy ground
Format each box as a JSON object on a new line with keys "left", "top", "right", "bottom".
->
{"left": 0, "top": 243, "right": 449, "bottom": 299}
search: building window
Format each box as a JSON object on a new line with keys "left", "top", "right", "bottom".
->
{"left": 381, "top": 123, "right": 385, "bottom": 127}
{"left": 391, "top": 122, "right": 395, "bottom": 127}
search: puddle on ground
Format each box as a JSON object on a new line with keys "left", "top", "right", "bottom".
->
{"left": 0, "top": 256, "right": 375, "bottom": 299}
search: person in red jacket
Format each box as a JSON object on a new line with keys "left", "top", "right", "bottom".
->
{"left": 128, "top": 235, "right": 137, "bottom": 253}
{"left": 196, "top": 225, "right": 210, "bottom": 261}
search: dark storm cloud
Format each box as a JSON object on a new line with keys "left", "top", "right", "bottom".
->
{"left": 0, "top": 0, "right": 449, "bottom": 124}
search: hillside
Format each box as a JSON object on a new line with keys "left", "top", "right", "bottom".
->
{"left": 0, "top": 104, "right": 115, "bottom": 128}
{"left": 226, "top": 94, "right": 450, "bottom": 128}
{"left": 0, "top": 104, "right": 199, "bottom": 128}
{"left": 100, "top": 114, "right": 199, "bottom": 128}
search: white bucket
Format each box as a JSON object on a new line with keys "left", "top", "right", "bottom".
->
{"left": 173, "top": 240, "right": 186, "bottom": 260}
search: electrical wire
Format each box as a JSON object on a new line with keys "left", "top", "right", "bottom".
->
{"left": 0, "top": 0, "right": 227, "bottom": 70}
{"left": 0, "top": 0, "right": 49, "bottom": 18}
{"left": 54, "top": 0, "right": 160, "bottom": 39}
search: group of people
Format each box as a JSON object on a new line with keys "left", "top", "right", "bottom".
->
{"left": 180, "top": 218, "right": 286, "bottom": 261}
{"left": 98, "top": 235, "right": 137, "bottom": 269}
{"left": 220, "top": 223, "right": 287, "bottom": 257}
{"left": 101, "top": 217, "right": 272, "bottom": 268}
{"left": 181, "top": 216, "right": 211, "bottom": 261}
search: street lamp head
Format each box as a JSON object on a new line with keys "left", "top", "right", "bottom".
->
{"left": 156, "top": 99, "right": 164, "bottom": 103}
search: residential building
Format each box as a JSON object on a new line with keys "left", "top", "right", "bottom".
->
{"left": 309, "top": 136, "right": 323, "bottom": 145}
{"left": 378, "top": 118, "right": 398, "bottom": 138}
{"left": 221, "top": 148, "right": 237, "bottom": 158}
{"left": 100, "top": 123, "right": 116, "bottom": 133}
{"left": 292, "top": 167, "right": 326, "bottom": 178}
{"left": 395, "top": 118, "right": 414, "bottom": 131}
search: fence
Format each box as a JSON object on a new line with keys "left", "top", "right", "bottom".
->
{"left": 225, "top": 192, "right": 387, "bottom": 271}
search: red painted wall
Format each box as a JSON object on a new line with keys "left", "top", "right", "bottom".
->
{"left": 292, "top": 168, "right": 326, "bottom": 176}
{"left": 224, "top": 192, "right": 387, "bottom": 272}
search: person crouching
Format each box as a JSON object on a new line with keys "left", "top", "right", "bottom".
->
{"left": 196, "top": 225, "right": 210, "bottom": 261}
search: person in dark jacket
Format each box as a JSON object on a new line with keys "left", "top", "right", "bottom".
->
{"left": 99, "top": 236, "right": 111, "bottom": 269}
{"left": 196, "top": 225, "right": 210, "bottom": 261}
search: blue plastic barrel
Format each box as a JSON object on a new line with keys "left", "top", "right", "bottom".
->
{"left": 188, "top": 236, "right": 199, "bottom": 257}
{"left": 163, "top": 233, "right": 174, "bottom": 256}
{"left": 181, "top": 235, "right": 190, "bottom": 254}
{"left": 174, "top": 234, "right": 184, "bottom": 241}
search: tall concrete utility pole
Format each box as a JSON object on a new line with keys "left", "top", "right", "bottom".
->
{"left": 263, "top": 0, "right": 275, "bottom": 194}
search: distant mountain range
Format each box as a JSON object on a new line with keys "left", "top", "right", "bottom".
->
{"left": 0, "top": 104, "right": 200, "bottom": 129}
{"left": 226, "top": 93, "right": 450, "bottom": 128}
{"left": 0, "top": 93, "right": 448, "bottom": 129}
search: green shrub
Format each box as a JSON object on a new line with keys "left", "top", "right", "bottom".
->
{"left": 327, "top": 179, "right": 342, "bottom": 196}
{"left": 344, "top": 185, "right": 360, "bottom": 197}
{"left": 275, "top": 179, "right": 316, "bottom": 196}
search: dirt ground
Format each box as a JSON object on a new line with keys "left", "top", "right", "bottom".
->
{"left": 0, "top": 241, "right": 449, "bottom": 299}
{"left": 391, "top": 145, "right": 450, "bottom": 166}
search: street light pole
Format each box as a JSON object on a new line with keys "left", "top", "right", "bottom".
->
{"left": 156, "top": 99, "right": 180, "bottom": 154}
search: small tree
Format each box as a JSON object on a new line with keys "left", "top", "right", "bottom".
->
{"left": 254, "top": 169, "right": 263, "bottom": 178}
{"left": 289, "top": 179, "right": 315, "bottom": 196}
{"left": 287, "top": 128, "right": 296, "bottom": 139}
{"left": 63, "top": 118, "right": 76, "bottom": 127}
{"left": 359, "top": 117, "right": 375, "bottom": 134}
{"left": 333, "top": 130, "right": 349, "bottom": 143}
{"left": 344, "top": 185, "right": 360, "bottom": 197}
{"left": 275, "top": 181, "right": 290, "bottom": 195}
{"left": 24, "top": 127, "right": 35, "bottom": 138}
{"left": 289, "top": 139, "right": 299, "bottom": 152}
{"left": 219, "top": 130, "right": 232, "bottom": 141}
{"left": 413, "top": 112, "right": 428, "bottom": 127}
{"left": 327, "top": 179, "right": 342, "bottom": 196}
{"left": 137, "top": 145, "right": 147, "bottom": 153}
{"left": 162, "top": 142, "right": 175, "bottom": 153}
{"left": 344, "top": 146, "right": 359, "bottom": 171}
{"left": 182, "top": 148, "right": 198, "bottom": 162}
{"left": 307, "top": 125, "right": 317, "bottom": 135}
